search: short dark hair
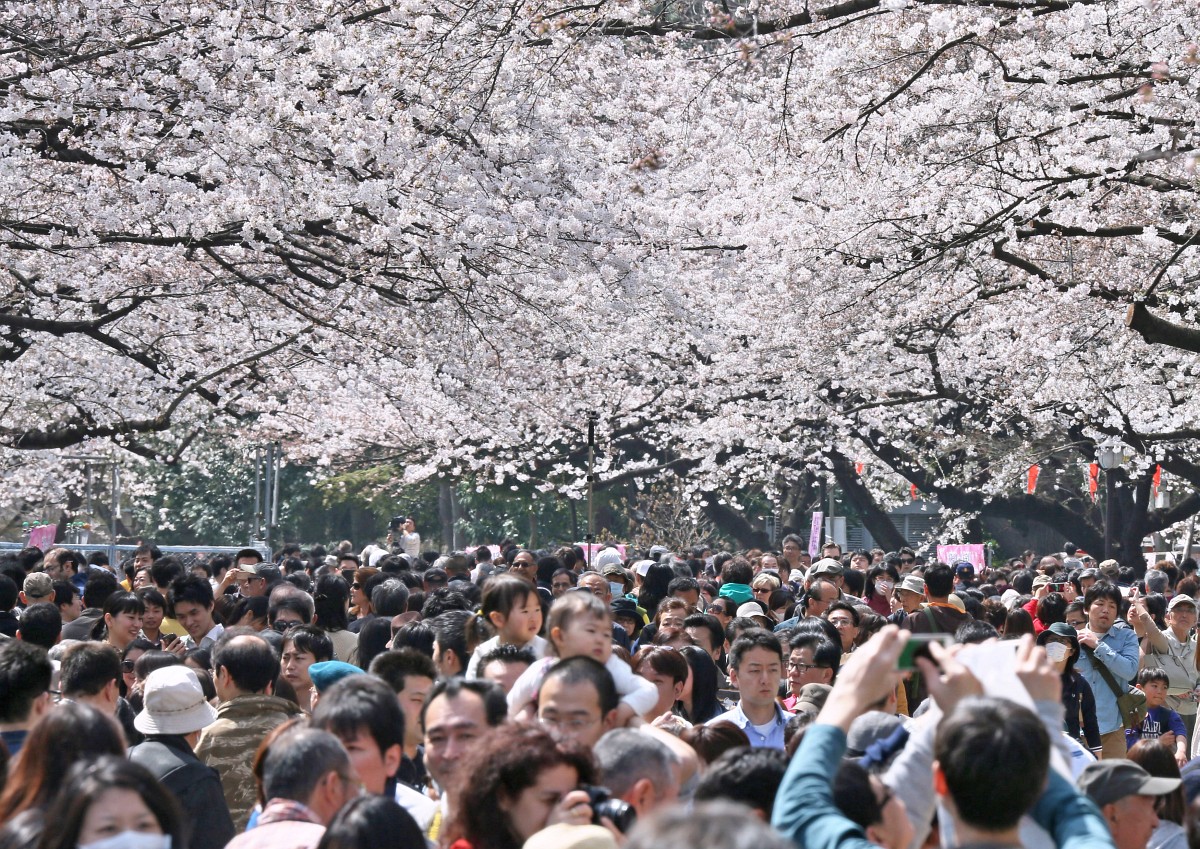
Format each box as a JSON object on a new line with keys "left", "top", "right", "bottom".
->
{"left": 683, "top": 613, "right": 725, "bottom": 654}
{"left": 721, "top": 557, "right": 753, "bottom": 586}
{"left": 935, "top": 696, "right": 1047, "bottom": 830}
{"left": 477, "top": 643, "right": 537, "bottom": 673}
{"left": 728, "top": 628, "right": 783, "bottom": 671}
{"left": 262, "top": 727, "right": 351, "bottom": 803}
{"left": 825, "top": 601, "right": 860, "bottom": 626}
{"left": 420, "top": 677, "right": 508, "bottom": 732}
{"left": 212, "top": 632, "right": 280, "bottom": 694}
{"left": 371, "top": 580, "right": 411, "bottom": 618}
{"left": 540, "top": 656, "right": 619, "bottom": 715}
{"left": 1139, "top": 667, "right": 1170, "bottom": 687}
{"left": 284, "top": 625, "right": 334, "bottom": 662}
{"left": 668, "top": 576, "right": 700, "bottom": 596}
{"left": 150, "top": 556, "right": 186, "bottom": 589}
{"left": 0, "top": 640, "right": 52, "bottom": 722}
{"left": 52, "top": 580, "right": 78, "bottom": 607}
{"left": 60, "top": 642, "right": 121, "bottom": 698}
{"left": 422, "top": 588, "right": 471, "bottom": 620}
{"left": 392, "top": 620, "right": 436, "bottom": 657}
{"left": 236, "top": 548, "right": 264, "bottom": 564}
{"left": 269, "top": 596, "right": 313, "bottom": 625}
{"left": 694, "top": 747, "right": 788, "bottom": 818}
{"left": 1084, "top": 581, "right": 1122, "bottom": 610}
{"left": 134, "top": 543, "right": 162, "bottom": 561}
{"left": 19, "top": 602, "right": 62, "bottom": 649}
{"left": 313, "top": 675, "right": 405, "bottom": 758}
{"left": 833, "top": 761, "right": 885, "bottom": 830}
{"left": 82, "top": 571, "right": 120, "bottom": 611}
{"left": 135, "top": 587, "right": 167, "bottom": 610}
{"left": 787, "top": 633, "right": 841, "bottom": 678}
{"left": 923, "top": 562, "right": 954, "bottom": 598}
{"left": 319, "top": 795, "right": 427, "bottom": 849}
{"left": 955, "top": 620, "right": 1000, "bottom": 644}
{"left": 0, "top": 574, "right": 17, "bottom": 611}
{"left": 428, "top": 610, "right": 475, "bottom": 671}
{"left": 369, "top": 648, "right": 438, "bottom": 693}
{"left": 169, "top": 574, "right": 214, "bottom": 612}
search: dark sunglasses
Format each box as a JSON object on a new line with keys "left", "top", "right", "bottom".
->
{"left": 272, "top": 621, "right": 302, "bottom": 633}
{"left": 899, "top": 558, "right": 915, "bottom": 564}
{"left": 121, "top": 660, "right": 135, "bottom": 673}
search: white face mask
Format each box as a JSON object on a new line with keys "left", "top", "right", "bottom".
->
{"left": 1044, "top": 642, "right": 1070, "bottom": 663}
{"left": 80, "top": 833, "right": 171, "bottom": 849}
{"left": 609, "top": 582, "right": 624, "bottom": 598}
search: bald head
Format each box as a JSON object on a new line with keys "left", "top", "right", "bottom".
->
{"left": 212, "top": 629, "right": 280, "bottom": 698}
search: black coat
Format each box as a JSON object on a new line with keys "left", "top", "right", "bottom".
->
{"left": 129, "top": 735, "right": 235, "bottom": 849}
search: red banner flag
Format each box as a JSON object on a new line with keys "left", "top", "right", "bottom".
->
{"left": 855, "top": 462, "right": 864, "bottom": 475}
{"left": 1154, "top": 465, "right": 1162, "bottom": 497}
{"left": 910, "top": 483, "right": 918, "bottom": 501}
{"left": 1089, "top": 464, "right": 1099, "bottom": 500}
{"left": 1027, "top": 466, "right": 1040, "bottom": 494}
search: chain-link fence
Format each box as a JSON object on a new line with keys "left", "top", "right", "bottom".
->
{"left": 0, "top": 542, "right": 269, "bottom": 569}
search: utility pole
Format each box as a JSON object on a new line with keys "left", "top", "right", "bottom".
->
{"left": 586, "top": 413, "right": 597, "bottom": 566}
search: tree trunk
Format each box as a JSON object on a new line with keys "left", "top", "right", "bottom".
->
{"left": 438, "top": 481, "right": 455, "bottom": 553}
{"left": 828, "top": 452, "right": 908, "bottom": 551}
{"left": 702, "top": 496, "right": 770, "bottom": 549}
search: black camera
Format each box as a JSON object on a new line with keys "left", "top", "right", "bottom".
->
{"left": 580, "top": 784, "right": 636, "bottom": 833}
{"left": 389, "top": 516, "right": 406, "bottom": 532}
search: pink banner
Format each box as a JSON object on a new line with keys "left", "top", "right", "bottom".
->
{"left": 809, "top": 512, "right": 824, "bottom": 558}
{"left": 28, "top": 524, "right": 56, "bottom": 551}
{"left": 937, "top": 544, "right": 987, "bottom": 574}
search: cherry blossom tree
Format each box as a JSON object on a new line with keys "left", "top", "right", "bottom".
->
{"left": 1, "top": 0, "right": 1197, "bottom": 563}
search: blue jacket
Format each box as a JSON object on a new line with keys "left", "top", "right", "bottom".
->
{"left": 772, "top": 723, "right": 1115, "bottom": 849}
{"left": 1074, "top": 625, "right": 1140, "bottom": 735}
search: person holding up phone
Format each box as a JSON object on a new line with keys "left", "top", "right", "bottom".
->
{"left": 1129, "top": 593, "right": 1199, "bottom": 743}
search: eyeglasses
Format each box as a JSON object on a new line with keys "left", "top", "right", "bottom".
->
{"left": 540, "top": 714, "right": 601, "bottom": 732}
{"left": 787, "top": 660, "right": 828, "bottom": 672}
{"left": 899, "top": 558, "right": 915, "bottom": 565}
{"left": 121, "top": 660, "right": 135, "bottom": 672}
{"left": 272, "top": 621, "right": 302, "bottom": 633}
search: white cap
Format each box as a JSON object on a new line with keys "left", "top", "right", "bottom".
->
{"left": 134, "top": 666, "right": 218, "bottom": 736}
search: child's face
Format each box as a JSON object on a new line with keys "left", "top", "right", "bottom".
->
{"left": 499, "top": 593, "right": 543, "bottom": 644}
{"left": 554, "top": 615, "right": 612, "bottom": 664}
{"left": 1143, "top": 678, "right": 1169, "bottom": 707}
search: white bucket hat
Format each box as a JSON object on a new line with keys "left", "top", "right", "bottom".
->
{"left": 134, "top": 666, "right": 218, "bottom": 736}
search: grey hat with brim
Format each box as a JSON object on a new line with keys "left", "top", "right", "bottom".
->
{"left": 133, "top": 665, "right": 218, "bottom": 736}
{"left": 1077, "top": 760, "right": 1181, "bottom": 807}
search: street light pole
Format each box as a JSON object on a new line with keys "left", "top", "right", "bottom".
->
{"left": 1097, "top": 441, "right": 1124, "bottom": 564}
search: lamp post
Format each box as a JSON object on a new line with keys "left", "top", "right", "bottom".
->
{"left": 1096, "top": 441, "right": 1124, "bottom": 562}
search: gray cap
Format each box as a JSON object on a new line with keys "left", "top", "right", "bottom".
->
{"left": 1077, "top": 760, "right": 1180, "bottom": 807}
{"left": 898, "top": 575, "right": 926, "bottom": 596}
{"left": 22, "top": 572, "right": 54, "bottom": 599}
{"left": 810, "top": 558, "right": 843, "bottom": 577}
{"left": 846, "top": 710, "right": 905, "bottom": 757}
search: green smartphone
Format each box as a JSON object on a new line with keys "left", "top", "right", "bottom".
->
{"left": 897, "top": 633, "right": 954, "bottom": 671}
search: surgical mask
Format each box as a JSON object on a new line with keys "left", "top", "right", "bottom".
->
{"left": 1044, "top": 642, "right": 1070, "bottom": 663}
{"left": 609, "top": 582, "right": 624, "bottom": 598}
{"left": 80, "top": 833, "right": 172, "bottom": 849}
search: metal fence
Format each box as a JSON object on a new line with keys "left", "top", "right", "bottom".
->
{"left": 0, "top": 542, "right": 269, "bottom": 569}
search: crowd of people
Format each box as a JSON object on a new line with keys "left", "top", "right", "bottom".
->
{"left": 1, "top": 532, "right": 1200, "bottom": 849}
